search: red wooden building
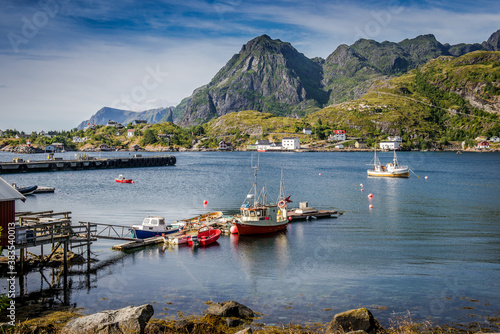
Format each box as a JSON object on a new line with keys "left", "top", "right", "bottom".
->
{"left": 0, "top": 177, "right": 25, "bottom": 247}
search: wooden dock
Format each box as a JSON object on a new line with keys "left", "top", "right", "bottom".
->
{"left": 111, "top": 236, "right": 165, "bottom": 251}
{"left": 286, "top": 201, "right": 343, "bottom": 221}
{"left": 287, "top": 209, "right": 342, "bottom": 221}
{"left": 0, "top": 155, "right": 176, "bottom": 174}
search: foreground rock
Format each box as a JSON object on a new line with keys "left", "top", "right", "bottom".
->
{"left": 326, "top": 308, "right": 385, "bottom": 334}
{"left": 61, "top": 304, "right": 153, "bottom": 334}
{"left": 203, "top": 300, "right": 254, "bottom": 319}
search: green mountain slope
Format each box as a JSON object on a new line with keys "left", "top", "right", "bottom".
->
{"left": 178, "top": 30, "right": 500, "bottom": 126}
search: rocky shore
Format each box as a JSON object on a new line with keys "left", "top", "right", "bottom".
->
{"left": 2, "top": 300, "right": 497, "bottom": 334}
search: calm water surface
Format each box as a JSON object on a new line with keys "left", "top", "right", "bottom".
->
{"left": 1, "top": 151, "right": 499, "bottom": 326}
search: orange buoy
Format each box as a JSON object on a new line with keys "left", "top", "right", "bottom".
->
{"left": 369, "top": 204, "right": 374, "bottom": 209}
{"left": 230, "top": 225, "right": 238, "bottom": 234}
{"left": 368, "top": 193, "right": 373, "bottom": 198}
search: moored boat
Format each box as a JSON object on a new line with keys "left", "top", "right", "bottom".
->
{"left": 12, "top": 184, "right": 38, "bottom": 195}
{"left": 233, "top": 166, "right": 288, "bottom": 235}
{"left": 188, "top": 225, "right": 221, "bottom": 246}
{"left": 115, "top": 174, "right": 134, "bottom": 183}
{"left": 130, "top": 216, "right": 182, "bottom": 239}
{"left": 367, "top": 149, "right": 409, "bottom": 178}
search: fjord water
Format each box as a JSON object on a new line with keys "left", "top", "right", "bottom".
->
{"left": 2, "top": 151, "right": 499, "bottom": 326}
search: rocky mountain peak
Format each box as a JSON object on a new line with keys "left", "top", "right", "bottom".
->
{"left": 486, "top": 29, "right": 500, "bottom": 51}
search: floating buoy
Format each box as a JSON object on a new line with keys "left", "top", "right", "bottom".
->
{"left": 230, "top": 225, "right": 238, "bottom": 234}
{"left": 360, "top": 183, "right": 363, "bottom": 187}
{"left": 368, "top": 193, "right": 373, "bottom": 198}
{"left": 425, "top": 176, "right": 428, "bottom": 179}
{"left": 132, "top": 181, "right": 135, "bottom": 183}
{"left": 319, "top": 173, "right": 322, "bottom": 176}
{"left": 369, "top": 204, "right": 374, "bottom": 209}
{"left": 361, "top": 189, "right": 364, "bottom": 192}
{"left": 288, "top": 217, "right": 292, "bottom": 221}
{"left": 203, "top": 200, "right": 208, "bottom": 205}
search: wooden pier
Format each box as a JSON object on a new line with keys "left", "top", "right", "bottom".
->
{"left": 287, "top": 202, "right": 343, "bottom": 221}
{"left": 0, "top": 154, "right": 176, "bottom": 174}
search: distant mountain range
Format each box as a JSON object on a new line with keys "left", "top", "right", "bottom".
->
{"left": 76, "top": 106, "right": 174, "bottom": 130}
{"left": 78, "top": 29, "right": 500, "bottom": 128}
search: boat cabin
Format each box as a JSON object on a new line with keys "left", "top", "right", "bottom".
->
{"left": 142, "top": 216, "right": 166, "bottom": 227}
{"left": 240, "top": 206, "right": 271, "bottom": 220}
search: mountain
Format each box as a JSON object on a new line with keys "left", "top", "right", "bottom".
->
{"left": 77, "top": 106, "right": 174, "bottom": 130}
{"left": 178, "top": 30, "right": 500, "bottom": 126}
{"left": 178, "top": 35, "right": 328, "bottom": 126}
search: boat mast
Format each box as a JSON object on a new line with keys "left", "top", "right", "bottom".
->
{"left": 277, "top": 168, "right": 285, "bottom": 203}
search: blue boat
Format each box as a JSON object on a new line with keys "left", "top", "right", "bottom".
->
{"left": 130, "top": 216, "right": 183, "bottom": 239}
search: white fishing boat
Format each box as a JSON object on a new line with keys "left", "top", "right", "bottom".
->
{"left": 130, "top": 216, "right": 183, "bottom": 239}
{"left": 367, "top": 149, "right": 409, "bottom": 178}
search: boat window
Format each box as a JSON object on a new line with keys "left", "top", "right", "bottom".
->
{"left": 159, "top": 219, "right": 165, "bottom": 225}
{"left": 250, "top": 211, "right": 255, "bottom": 217}
{"left": 256, "top": 211, "right": 261, "bottom": 216}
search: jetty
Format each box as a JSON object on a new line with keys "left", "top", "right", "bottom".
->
{"left": 0, "top": 154, "right": 176, "bottom": 174}
{"left": 287, "top": 202, "right": 342, "bottom": 221}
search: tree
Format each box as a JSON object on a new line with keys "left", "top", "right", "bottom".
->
{"left": 141, "top": 129, "right": 157, "bottom": 146}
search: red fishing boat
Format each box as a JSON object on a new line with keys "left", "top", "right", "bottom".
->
{"left": 188, "top": 225, "right": 221, "bottom": 247}
{"left": 233, "top": 167, "right": 288, "bottom": 235}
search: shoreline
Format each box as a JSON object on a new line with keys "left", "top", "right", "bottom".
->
{"left": 2, "top": 300, "right": 498, "bottom": 333}
{"left": 0, "top": 144, "right": 499, "bottom": 154}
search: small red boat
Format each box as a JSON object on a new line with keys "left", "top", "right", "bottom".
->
{"left": 115, "top": 175, "right": 134, "bottom": 183}
{"left": 188, "top": 225, "right": 221, "bottom": 247}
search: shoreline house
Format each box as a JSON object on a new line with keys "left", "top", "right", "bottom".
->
{"left": 127, "top": 129, "right": 135, "bottom": 137}
{"left": 302, "top": 128, "right": 312, "bottom": 135}
{"left": 218, "top": 140, "right": 228, "bottom": 150}
{"left": 329, "top": 130, "right": 346, "bottom": 141}
{"left": 282, "top": 137, "right": 300, "bottom": 150}
{"left": 0, "top": 177, "right": 25, "bottom": 247}
{"left": 477, "top": 141, "right": 490, "bottom": 149}
{"left": 379, "top": 141, "right": 400, "bottom": 150}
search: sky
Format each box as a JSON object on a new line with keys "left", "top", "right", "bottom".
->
{"left": 0, "top": 0, "right": 499, "bottom": 132}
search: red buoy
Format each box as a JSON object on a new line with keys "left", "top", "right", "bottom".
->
{"left": 203, "top": 200, "right": 208, "bottom": 205}
{"left": 368, "top": 193, "right": 373, "bottom": 198}
{"left": 230, "top": 225, "right": 238, "bottom": 234}
{"left": 369, "top": 204, "right": 374, "bottom": 209}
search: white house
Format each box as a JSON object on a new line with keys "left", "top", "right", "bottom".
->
{"left": 379, "top": 141, "right": 400, "bottom": 150}
{"left": 335, "top": 144, "right": 344, "bottom": 149}
{"left": 387, "top": 135, "right": 402, "bottom": 142}
{"left": 329, "top": 130, "right": 346, "bottom": 141}
{"left": 282, "top": 137, "right": 300, "bottom": 150}
{"left": 303, "top": 128, "right": 312, "bottom": 135}
{"left": 72, "top": 136, "right": 87, "bottom": 143}
{"left": 127, "top": 129, "right": 135, "bottom": 137}
{"left": 84, "top": 123, "right": 96, "bottom": 131}
{"left": 489, "top": 136, "right": 500, "bottom": 143}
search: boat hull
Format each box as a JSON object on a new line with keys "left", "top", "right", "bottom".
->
{"left": 131, "top": 227, "right": 180, "bottom": 239}
{"left": 116, "top": 179, "right": 134, "bottom": 183}
{"left": 234, "top": 221, "right": 288, "bottom": 235}
{"left": 188, "top": 228, "right": 221, "bottom": 246}
{"left": 367, "top": 169, "right": 409, "bottom": 178}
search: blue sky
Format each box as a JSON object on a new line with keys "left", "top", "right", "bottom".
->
{"left": 0, "top": 0, "right": 499, "bottom": 132}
